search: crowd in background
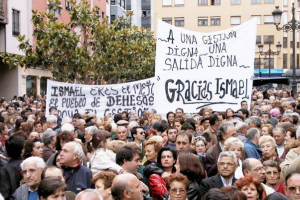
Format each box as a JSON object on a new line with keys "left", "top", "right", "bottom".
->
{"left": 0, "top": 88, "right": 300, "bottom": 200}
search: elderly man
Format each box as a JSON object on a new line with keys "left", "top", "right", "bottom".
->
{"left": 244, "top": 128, "right": 262, "bottom": 159}
{"left": 75, "top": 189, "right": 103, "bottom": 200}
{"left": 42, "top": 129, "right": 56, "bottom": 162}
{"left": 60, "top": 141, "right": 92, "bottom": 194}
{"left": 200, "top": 151, "right": 238, "bottom": 196}
{"left": 11, "top": 157, "right": 45, "bottom": 200}
{"left": 273, "top": 127, "right": 287, "bottom": 159}
{"left": 75, "top": 119, "right": 86, "bottom": 143}
{"left": 111, "top": 173, "right": 143, "bottom": 200}
{"left": 249, "top": 116, "right": 262, "bottom": 129}
{"left": 47, "top": 114, "right": 60, "bottom": 132}
{"left": 285, "top": 171, "right": 300, "bottom": 200}
{"left": 116, "top": 126, "right": 131, "bottom": 142}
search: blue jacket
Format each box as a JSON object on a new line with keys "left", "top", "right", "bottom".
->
{"left": 244, "top": 140, "right": 262, "bottom": 159}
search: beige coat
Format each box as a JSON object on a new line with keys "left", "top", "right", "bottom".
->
{"left": 282, "top": 147, "right": 300, "bottom": 177}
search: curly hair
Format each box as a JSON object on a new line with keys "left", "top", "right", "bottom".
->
{"left": 92, "top": 171, "right": 117, "bottom": 189}
{"left": 234, "top": 175, "right": 263, "bottom": 200}
{"left": 166, "top": 173, "right": 190, "bottom": 191}
{"left": 23, "top": 138, "right": 41, "bottom": 159}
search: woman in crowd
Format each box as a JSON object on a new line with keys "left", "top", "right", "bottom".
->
{"left": 201, "top": 188, "right": 231, "bottom": 200}
{"left": 84, "top": 125, "right": 98, "bottom": 160}
{"left": 234, "top": 175, "right": 264, "bottom": 200}
{"left": 220, "top": 186, "right": 247, "bottom": 200}
{"left": 42, "top": 129, "right": 57, "bottom": 162}
{"left": 263, "top": 160, "right": 285, "bottom": 195}
{"left": 0, "top": 123, "right": 8, "bottom": 151}
{"left": 34, "top": 121, "right": 44, "bottom": 139}
{"left": 28, "top": 131, "right": 40, "bottom": 140}
{"left": 258, "top": 135, "right": 283, "bottom": 165}
{"left": 166, "top": 112, "right": 175, "bottom": 126}
{"left": 56, "top": 131, "right": 75, "bottom": 151}
{"left": 175, "top": 153, "right": 203, "bottom": 200}
{"left": 223, "top": 137, "right": 244, "bottom": 179}
{"left": 144, "top": 139, "right": 161, "bottom": 166}
{"left": 194, "top": 136, "right": 207, "bottom": 156}
{"left": 261, "top": 124, "right": 273, "bottom": 136}
{"left": 285, "top": 127, "right": 297, "bottom": 142}
{"left": 38, "top": 176, "right": 67, "bottom": 200}
{"left": 90, "top": 130, "right": 123, "bottom": 175}
{"left": 225, "top": 108, "right": 234, "bottom": 121}
{"left": 23, "top": 138, "right": 43, "bottom": 159}
{"left": 164, "top": 173, "right": 190, "bottom": 200}
{"left": 92, "top": 171, "right": 116, "bottom": 200}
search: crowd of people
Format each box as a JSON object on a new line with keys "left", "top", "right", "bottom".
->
{"left": 0, "top": 89, "right": 300, "bottom": 200}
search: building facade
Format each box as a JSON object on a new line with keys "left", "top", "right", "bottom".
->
{"left": 153, "top": 0, "right": 300, "bottom": 77}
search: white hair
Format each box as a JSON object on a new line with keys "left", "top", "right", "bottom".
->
{"left": 128, "top": 121, "right": 139, "bottom": 131}
{"left": 75, "top": 189, "right": 103, "bottom": 200}
{"left": 61, "top": 123, "right": 75, "bottom": 132}
{"left": 235, "top": 121, "right": 247, "bottom": 132}
{"left": 20, "top": 156, "right": 45, "bottom": 170}
{"left": 47, "top": 115, "right": 57, "bottom": 124}
{"left": 85, "top": 126, "right": 98, "bottom": 135}
{"left": 68, "top": 141, "right": 84, "bottom": 161}
{"left": 76, "top": 119, "right": 85, "bottom": 127}
{"left": 61, "top": 116, "right": 72, "bottom": 126}
{"left": 218, "top": 151, "right": 238, "bottom": 164}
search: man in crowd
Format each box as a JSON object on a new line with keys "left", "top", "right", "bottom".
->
{"left": 116, "top": 145, "right": 142, "bottom": 175}
{"left": 244, "top": 128, "right": 262, "bottom": 159}
{"left": 76, "top": 189, "right": 103, "bottom": 200}
{"left": 175, "top": 131, "right": 192, "bottom": 154}
{"left": 175, "top": 108, "right": 184, "bottom": 117}
{"left": 163, "top": 126, "right": 178, "bottom": 150}
{"left": 116, "top": 126, "right": 131, "bottom": 142}
{"left": 249, "top": 116, "right": 262, "bottom": 130}
{"left": 202, "top": 114, "right": 222, "bottom": 145}
{"left": 241, "top": 100, "right": 248, "bottom": 109}
{"left": 273, "top": 127, "right": 287, "bottom": 159}
{"left": 285, "top": 171, "right": 300, "bottom": 200}
{"left": 131, "top": 126, "right": 145, "bottom": 148}
{"left": 47, "top": 115, "right": 60, "bottom": 132}
{"left": 75, "top": 119, "right": 86, "bottom": 143}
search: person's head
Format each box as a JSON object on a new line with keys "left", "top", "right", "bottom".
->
{"left": 76, "top": 119, "right": 86, "bottom": 131}
{"left": 175, "top": 108, "right": 184, "bottom": 117}
{"left": 166, "top": 173, "right": 189, "bottom": 200}
{"left": 167, "top": 112, "right": 175, "bottom": 124}
{"left": 175, "top": 153, "right": 203, "bottom": 181}
{"left": 245, "top": 128, "right": 260, "bottom": 145}
{"left": 116, "top": 126, "right": 128, "bottom": 142}
{"left": 285, "top": 171, "right": 300, "bottom": 200}
{"left": 21, "top": 156, "right": 45, "bottom": 190}
{"left": 241, "top": 101, "right": 248, "bottom": 109}
{"left": 75, "top": 189, "right": 103, "bottom": 200}
{"left": 41, "top": 166, "right": 65, "bottom": 182}
{"left": 258, "top": 135, "right": 276, "bottom": 160}
{"left": 175, "top": 131, "right": 192, "bottom": 154}
{"left": 263, "top": 160, "right": 281, "bottom": 187}
{"left": 264, "top": 192, "right": 288, "bottom": 200}
{"left": 5, "top": 134, "right": 25, "bottom": 158}
{"left": 23, "top": 138, "right": 44, "bottom": 159}
{"left": 84, "top": 126, "right": 98, "bottom": 143}
{"left": 286, "top": 127, "right": 297, "bottom": 142}
{"left": 261, "top": 112, "right": 271, "bottom": 121}
{"left": 47, "top": 115, "right": 58, "bottom": 127}
{"left": 225, "top": 108, "right": 234, "bottom": 119}
{"left": 242, "top": 158, "right": 265, "bottom": 182}
{"left": 210, "top": 114, "right": 222, "bottom": 127}
{"left": 91, "top": 130, "right": 107, "bottom": 149}
{"left": 220, "top": 186, "right": 247, "bottom": 200}
{"left": 272, "top": 127, "right": 286, "bottom": 146}
{"left": 157, "top": 147, "right": 177, "bottom": 172}
{"left": 217, "top": 151, "right": 238, "bottom": 179}
{"left": 38, "top": 176, "right": 67, "bottom": 200}
{"left": 144, "top": 139, "right": 161, "bottom": 162}
{"left": 234, "top": 175, "right": 263, "bottom": 200}
{"left": 6, "top": 104, "right": 16, "bottom": 114}
{"left": 116, "top": 145, "right": 141, "bottom": 174}
{"left": 217, "top": 122, "right": 237, "bottom": 143}
{"left": 111, "top": 173, "right": 143, "bottom": 200}
{"left": 56, "top": 131, "right": 74, "bottom": 150}
{"left": 167, "top": 126, "right": 178, "bottom": 144}
{"left": 202, "top": 188, "right": 231, "bottom": 200}
{"left": 43, "top": 129, "right": 56, "bottom": 146}
{"left": 249, "top": 116, "right": 262, "bottom": 128}
{"left": 194, "top": 136, "right": 207, "bottom": 155}
{"left": 92, "top": 171, "right": 116, "bottom": 200}
{"left": 59, "top": 141, "right": 84, "bottom": 167}
{"left": 174, "top": 118, "right": 183, "bottom": 131}
{"left": 61, "top": 123, "right": 75, "bottom": 138}
{"left": 261, "top": 124, "right": 273, "bottom": 136}
{"left": 223, "top": 137, "right": 244, "bottom": 160}
{"left": 131, "top": 126, "right": 145, "bottom": 143}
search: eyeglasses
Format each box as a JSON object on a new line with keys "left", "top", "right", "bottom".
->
{"left": 287, "top": 186, "right": 300, "bottom": 192}
{"left": 265, "top": 171, "right": 279, "bottom": 176}
{"left": 170, "top": 188, "right": 186, "bottom": 195}
{"left": 218, "top": 162, "right": 235, "bottom": 167}
{"left": 21, "top": 168, "right": 37, "bottom": 175}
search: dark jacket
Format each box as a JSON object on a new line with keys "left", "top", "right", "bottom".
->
{"left": 204, "top": 143, "right": 222, "bottom": 177}
{"left": 63, "top": 165, "right": 92, "bottom": 194}
{"left": 42, "top": 145, "right": 55, "bottom": 162}
{"left": 200, "top": 174, "right": 237, "bottom": 197}
{"left": 187, "top": 181, "right": 201, "bottom": 200}
{"left": 244, "top": 140, "right": 262, "bottom": 159}
{"left": 0, "top": 157, "right": 23, "bottom": 200}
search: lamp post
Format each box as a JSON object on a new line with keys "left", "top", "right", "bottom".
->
{"left": 257, "top": 41, "right": 282, "bottom": 77}
{"left": 272, "top": 3, "right": 300, "bottom": 95}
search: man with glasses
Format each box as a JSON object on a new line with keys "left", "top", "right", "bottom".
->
{"left": 200, "top": 151, "right": 238, "bottom": 196}
{"left": 242, "top": 158, "right": 275, "bottom": 196}
{"left": 11, "top": 156, "right": 45, "bottom": 200}
{"left": 285, "top": 171, "right": 300, "bottom": 200}
{"left": 131, "top": 126, "right": 145, "bottom": 149}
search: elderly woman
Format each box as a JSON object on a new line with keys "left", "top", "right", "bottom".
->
{"left": 92, "top": 171, "right": 116, "bottom": 200}
{"left": 258, "top": 135, "right": 283, "bottom": 165}
{"left": 261, "top": 124, "right": 273, "bottom": 136}
{"left": 193, "top": 136, "right": 207, "bottom": 156}
{"left": 42, "top": 129, "right": 56, "bottom": 162}
{"left": 234, "top": 175, "right": 264, "bottom": 200}
{"left": 263, "top": 160, "right": 285, "bottom": 195}
{"left": 164, "top": 173, "right": 190, "bottom": 200}
{"left": 223, "top": 137, "right": 244, "bottom": 179}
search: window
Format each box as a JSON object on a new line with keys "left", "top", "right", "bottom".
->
{"left": 111, "top": 0, "right": 115, "bottom": 5}
{"left": 175, "top": 0, "right": 184, "bottom": 6}
{"left": 163, "top": 0, "right": 172, "bottom": 6}
{"left": 264, "top": 15, "right": 273, "bottom": 24}
{"left": 26, "top": 76, "right": 37, "bottom": 97}
{"left": 12, "top": 9, "right": 20, "bottom": 36}
{"left": 199, "top": 0, "right": 208, "bottom": 5}
{"left": 283, "top": 54, "right": 287, "bottom": 68}
{"left": 298, "top": 54, "right": 300, "bottom": 68}
{"left": 251, "top": 15, "right": 261, "bottom": 24}
{"left": 40, "top": 77, "right": 49, "bottom": 96}
{"left": 65, "top": 0, "right": 71, "bottom": 10}
{"left": 256, "top": 36, "right": 261, "bottom": 44}
{"left": 162, "top": 18, "right": 172, "bottom": 25}
{"left": 290, "top": 54, "right": 294, "bottom": 68}
{"left": 102, "top": 12, "right": 105, "bottom": 18}
{"left": 231, "top": 0, "right": 240, "bottom": 4}
{"left": 231, "top": 16, "right": 241, "bottom": 25}
{"left": 283, "top": 0, "right": 287, "bottom": 6}
{"left": 263, "top": 58, "right": 274, "bottom": 69}
{"left": 290, "top": 32, "right": 294, "bottom": 48}
{"left": 264, "top": 0, "right": 274, "bottom": 3}
{"left": 264, "top": 35, "right": 274, "bottom": 44}
{"left": 254, "top": 58, "right": 261, "bottom": 69}
{"left": 175, "top": 17, "right": 184, "bottom": 27}
{"left": 211, "top": 0, "right": 220, "bottom": 5}
{"left": 283, "top": 37, "right": 288, "bottom": 48}
{"left": 198, "top": 17, "right": 208, "bottom": 26}
{"left": 211, "top": 17, "right": 220, "bottom": 26}
{"left": 111, "top": 15, "right": 116, "bottom": 23}
{"left": 252, "top": 0, "right": 261, "bottom": 4}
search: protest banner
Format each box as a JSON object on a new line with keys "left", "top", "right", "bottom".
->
{"left": 45, "top": 78, "right": 155, "bottom": 118}
{"left": 154, "top": 19, "right": 257, "bottom": 114}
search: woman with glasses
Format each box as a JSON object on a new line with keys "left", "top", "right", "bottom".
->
{"left": 163, "top": 173, "right": 189, "bottom": 200}
{"left": 263, "top": 160, "right": 285, "bottom": 195}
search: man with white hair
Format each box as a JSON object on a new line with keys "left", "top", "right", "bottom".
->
{"left": 75, "top": 119, "right": 86, "bottom": 142}
{"left": 11, "top": 157, "right": 45, "bottom": 200}
{"left": 61, "top": 123, "right": 81, "bottom": 143}
{"left": 60, "top": 141, "right": 92, "bottom": 194}
{"left": 47, "top": 114, "right": 60, "bottom": 132}
{"left": 42, "top": 129, "right": 56, "bottom": 162}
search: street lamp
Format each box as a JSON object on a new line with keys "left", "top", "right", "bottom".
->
{"left": 257, "top": 41, "right": 282, "bottom": 77}
{"left": 272, "top": 3, "right": 300, "bottom": 95}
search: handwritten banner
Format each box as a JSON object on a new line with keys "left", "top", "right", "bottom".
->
{"left": 154, "top": 19, "right": 257, "bottom": 113}
{"left": 45, "top": 78, "right": 155, "bottom": 118}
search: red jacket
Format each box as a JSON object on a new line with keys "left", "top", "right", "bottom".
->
{"left": 149, "top": 174, "right": 167, "bottom": 200}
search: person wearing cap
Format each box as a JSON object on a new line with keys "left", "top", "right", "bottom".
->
{"left": 42, "top": 129, "right": 57, "bottom": 162}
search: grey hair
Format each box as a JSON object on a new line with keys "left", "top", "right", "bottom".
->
{"left": 61, "top": 116, "right": 72, "bottom": 126}
{"left": 43, "top": 129, "right": 56, "bottom": 145}
{"left": 218, "top": 151, "right": 238, "bottom": 164}
{"left": 129, "top": 114, "right": 139, "bottom": 122}
{"left": 246, "top": 128, "right": 260, "bottom": 141}
{"left": 117, "top": 126, "right": 127, "bottom": 132}
{"left": 249, "top": 116, "right": 262, "bottom": 128}
{"left": 85, "top": 126, "right": 98, "bottom": 135}
{"left": 75, "top": 189, "right": 103, "bottom": 200}
{"left": 273, "top": 127, "right": 286, "bottom": 135}
{"left": 47, "top": 115, "right": 57, "bottom": 124}
{"left": 68, "top": 141, "right": 84, "bottom": 161}
{"left": 235, "top": 121, "right": 247, "bottom": 132}
{"left": 111, "top": 179, "right": 133, "bottom": 200}
{"left": 76, "top": 119, "right": 85, "bottom": 127}
{"left": 21, "top": 156, "right": 46, "bottom": 170}
{"left": 217, "top": 121, "right": 234, "bottom": 142}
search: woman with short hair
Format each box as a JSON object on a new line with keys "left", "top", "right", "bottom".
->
{"left": 144, "top": 139, "right": 161, "bottom": 166}
{"left": 261, "top": 124, "right": 273, "bottom": 136}
{"left": 92, "top": 171, "right": 116, "bottom": 200}
{"left": 258, "top": 135, "right": 283, "bottom": 165}
{"left": 23, "top": 138, "right": 43, "bottom": 159}
{"left": 38, "top": 176, "right": 67, "bottom": 200}
{"left": 164, "top": 173, "right": 190, "bottom": 200}
{"left": 263, "top": 160, "right": 285, "bottom": 195}
{"left": 234, "top": 175, "right": 264, "bottom": 200}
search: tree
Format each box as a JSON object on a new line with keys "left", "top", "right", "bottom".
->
{"left": 0, "top": 0, "right": 156, "bottom": 84}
